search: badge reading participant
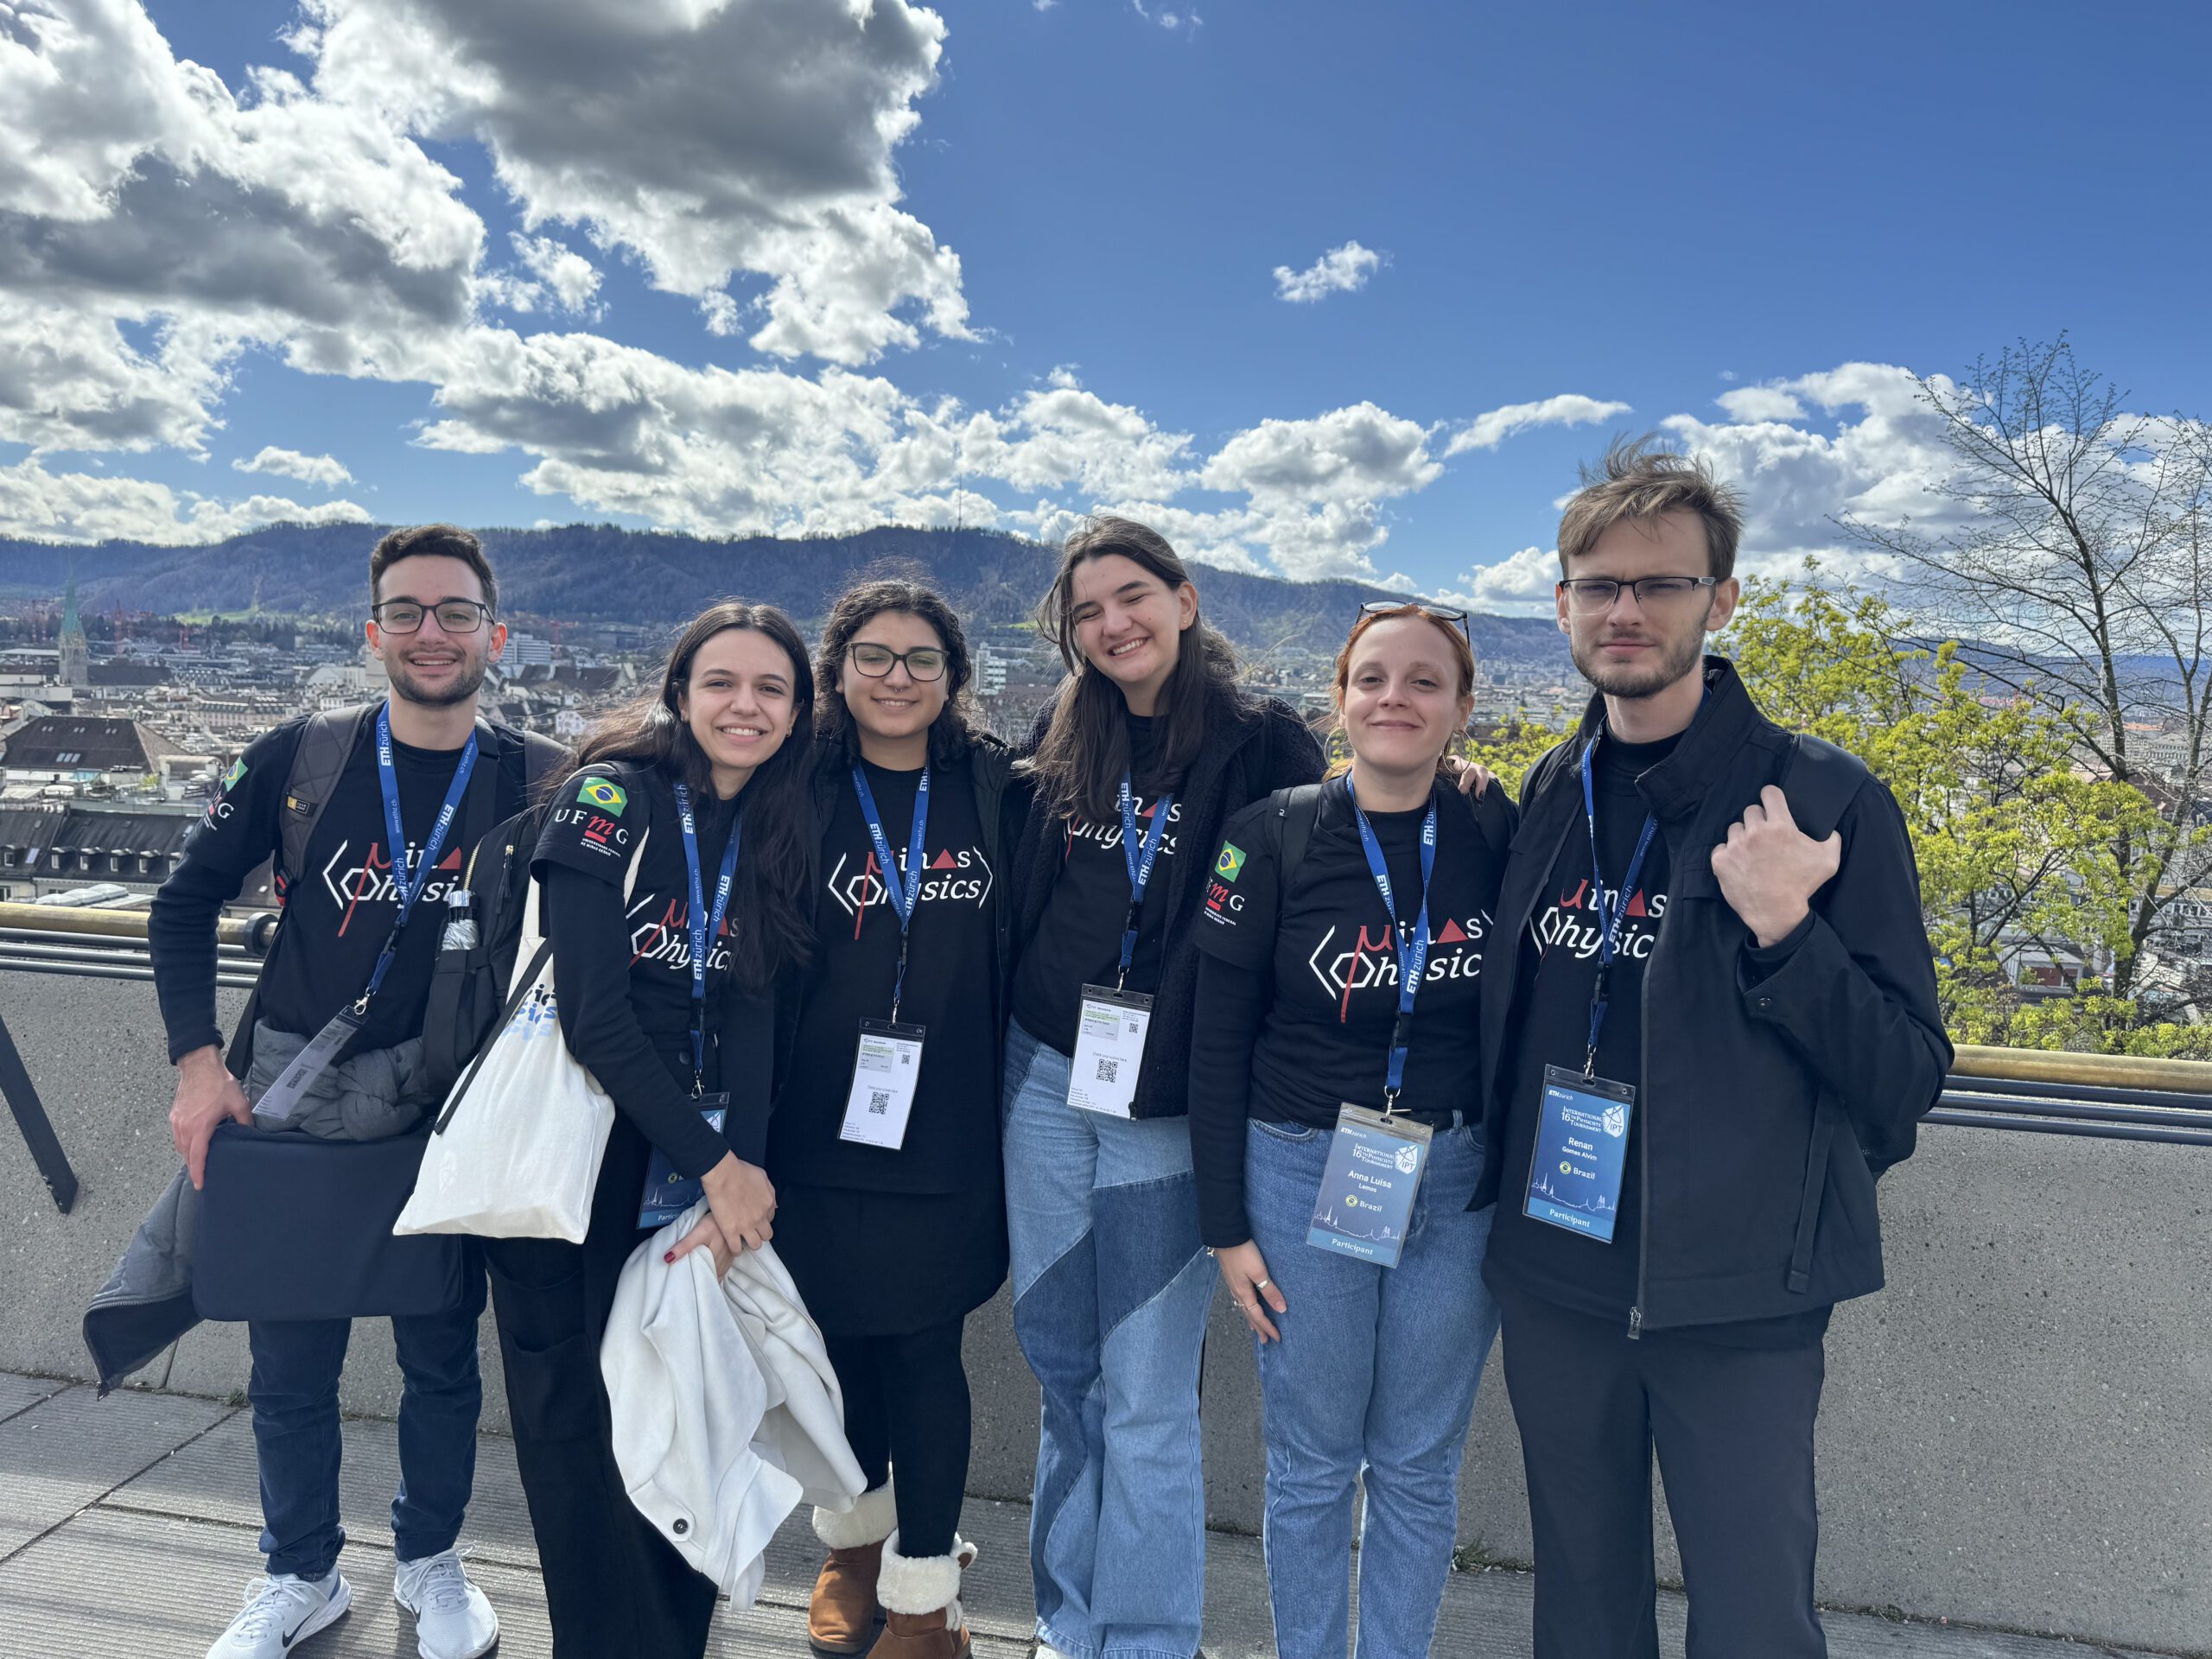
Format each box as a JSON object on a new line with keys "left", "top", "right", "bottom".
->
{"left": 639, "top": 1096, "right": 729, "bottom": 1228}
{"left": 1523, "top": 1067, "right": 1635, "bottom": 1241}
{"left": 1307, "top": 1105, "right": 1434, "bottom": 1268}
{"left": 1067, "top": 985, "right": 1152, "bottom": 1119}
{"left": 840, "top": 1018, "right": 927, "bottom": 1148}
{"left": 1522, "top": 727, "right": 1657, "bottom": 1243}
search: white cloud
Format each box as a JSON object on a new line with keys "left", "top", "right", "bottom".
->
{"left": 511, "top": 234, "right": 601, "bottom": 315}
{"left": 0, "top": 454, "right": 370, "bottom": 542}
{"left": 1428, "top": 544, "right": 1560, "bottom": 617}
{"left": 1714, "top": 384, "right": 1806, "bottom": 422}
{"left": 296, "top": 0, "right": 969, "bottom": 365}
{"left": 1446, "top": 393, "right": 1630, "bottom": 455}
{"left": 232, "top": 445, "right": 353, "bottom": 487}
{"left": 1274, "top": 240, "right": 1382, "bottom": 304}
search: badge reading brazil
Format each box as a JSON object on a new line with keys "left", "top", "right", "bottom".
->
{"left": 1523, "top": 1065, "right": 1635, "bottom": 1242}
{"left": 1306, "top": 1105, "right": 1433, "bottom": 1268}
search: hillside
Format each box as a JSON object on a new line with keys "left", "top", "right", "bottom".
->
{"left": 0, "top": 523, "right": 1568, "bottom": 665}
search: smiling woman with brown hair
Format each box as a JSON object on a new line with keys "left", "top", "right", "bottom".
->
{"left": 997, "top": 518, "right": 1322, "bottom": 1659}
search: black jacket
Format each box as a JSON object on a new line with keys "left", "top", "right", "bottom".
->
{"left": 1008, "top": 687, "right": 1325, "bottom": 1120}
{"left": 1475, "top": 658, "right": 1952, "bottom": 1329}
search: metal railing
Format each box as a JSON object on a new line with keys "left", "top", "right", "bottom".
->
{"left": 0, "top": 899, "right": 274, "bottom": 990}
{"left": 1, "top": 901, "right": 2208, "bottom": 1145}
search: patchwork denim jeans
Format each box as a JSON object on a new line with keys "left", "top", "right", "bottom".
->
{"left": 1001, "top": 1020, "right": 1215, "bottom": 1659}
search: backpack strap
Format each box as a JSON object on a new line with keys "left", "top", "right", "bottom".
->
{"left": 1270, "top": 782, "right": 1328, "bottom": 912}
{"left": 277, "top": 705, "right": 376, "bottom": 889}
{"left": 1779, "top": 734, "right": 1870, "bottom": 842}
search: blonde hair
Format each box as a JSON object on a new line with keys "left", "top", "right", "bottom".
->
{"left": 1558, "top": 435, "right": 1744, "bottom": 580}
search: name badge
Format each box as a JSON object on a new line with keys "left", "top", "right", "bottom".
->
{"left": 1067, "top": 985, "right": 1152, "bottom": 1118}
{"left": 250, "top": 1006, "right": 367, "bottom": 1124}
{"left": 1307, "top": 1105, "right": 1434, "bottom": 1268}
{"left": 840, "top": 1019, "right": 926, "bottom": 1149}
{"left": 1524, "top": 1065, "right": 1636, "bottom": 1242}
{"left": 639, "top": 1096, "right": 730, "bottom": 1228}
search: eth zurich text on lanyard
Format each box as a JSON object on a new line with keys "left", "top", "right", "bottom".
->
{"left": 838, "top": 765, "right": 933, "bottom": 1148}
{"left": 1517, "top": 724, "right": 1661, "bottom": 1255}
{"left": 253, "top": 703, "right": 477, "bottom": 1122}
{"left": 1064, "top": 770, "right": 1175, "bottom": 1118}
{"left": 1301, "top": 776, "right": 1438, "bottom": 1268}
{"left": 671, "top": 780, "right": 741, "bottom": 1097}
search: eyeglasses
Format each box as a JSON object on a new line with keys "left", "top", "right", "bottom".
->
{"left": 847, "top": 642, "right": 948, "bottom": 683}
{"left": 1557, "top": 575, "right": 1717, "bottom": 615}
{"left": 372, "top": 599, "right": 493, "bottom": 634}
{"left": 1357, "top": 600, "right": 1471, "bottom": 641}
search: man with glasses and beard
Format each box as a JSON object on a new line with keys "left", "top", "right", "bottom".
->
{"left": 145, "top": 524, "right": 560, "bottom": 1659}
{"left": 1470, "top": 441, "right": 1950, "bottom": 1656}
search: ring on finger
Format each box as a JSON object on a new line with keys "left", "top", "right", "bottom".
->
{"left": 1255, "top": 1278, "right": 1271, "bottom": 1290}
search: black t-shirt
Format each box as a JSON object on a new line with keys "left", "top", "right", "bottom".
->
{"left": 1486, "top": 731, "right": 1828, "bottom": 1348}
{"left": 156, "top": 715, "right": 484, "bottom": 1061}
{"left": 1197, "top": 777, "right": 1500, "bottom": 1126}
{"left": 1007, "top": 712, "right": 1186, "bottom": 1055}
{"left": 533, "top": 765, "right": 743, "bottom": 1055}
{"left": 772, "top": 756, "right": 1001, "bottom": 1194}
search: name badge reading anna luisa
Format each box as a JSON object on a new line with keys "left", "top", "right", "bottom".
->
{"left": 1307, "top": 1106, "right": 1433, "bottom": 1268}
{"left": 1067, "top": 985, "right": 1152, "bottom": 1119}
{"left": 840, "top": 1018, "right": 926, "bottom": 1149}
{"left": 1524, "top": 1065, "right": 1635, "bottom": 1243}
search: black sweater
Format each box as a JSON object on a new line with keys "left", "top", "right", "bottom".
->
{"left": 1007, "top": 687, "right": 1325, "bottom": 1120}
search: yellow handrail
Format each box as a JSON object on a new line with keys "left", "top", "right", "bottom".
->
{"left": 0, "top": 899, "right": 275, "bottom": 953}
{"left": 1948, "top": 1043, "right": 2212, "bottom": 1097}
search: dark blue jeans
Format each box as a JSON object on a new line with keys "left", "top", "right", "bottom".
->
{"left": 246, "top": 1275, "right": 486, "bottom": 1580}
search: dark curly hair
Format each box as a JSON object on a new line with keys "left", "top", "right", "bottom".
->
{"left": 812, "top": 578, "right": 986, "bottom": 763}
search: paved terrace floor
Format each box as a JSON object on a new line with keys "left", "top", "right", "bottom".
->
{"left": 0, "top": 1375, "right": 2171, "bottom": 1659}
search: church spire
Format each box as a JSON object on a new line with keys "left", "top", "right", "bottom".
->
{"left": 58, "top": 557, "right": 89, "bottom": 691}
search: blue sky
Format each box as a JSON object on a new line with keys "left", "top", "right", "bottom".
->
{"left": 3, "top": 0, "right": 2207, "bottom": 609}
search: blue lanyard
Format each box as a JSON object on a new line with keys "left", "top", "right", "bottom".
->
{"left": 671, "top": 780, "right": 741, "bottom": 1092}
{"left": 1345, "top": 775, "right": 1437, "bottom": 1112}
{"left": 1577, "top": 734, "right": 1660, "bottom": 1077}
{"left": 1114, "top": 771, "right": 1175, "bottom": 988}
{"left": 851, "top": 762, "right": 931, "bottom": 1020}
{"left": 362, "top": 702, "right": 477, "bottom": 1007}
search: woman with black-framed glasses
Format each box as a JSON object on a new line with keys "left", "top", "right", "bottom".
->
{"left": 772, "top": 578, "right": 1025, "bottom": 1659}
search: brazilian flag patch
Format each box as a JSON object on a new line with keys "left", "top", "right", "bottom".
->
{"left": 220, "top": 759, "right": 248, "bottom": 792}
{"left": 1215, "top": 842, "right": 1247, "bottom": 882}
{"left": 576, "top": 776, "right": 628, "bottom": 814}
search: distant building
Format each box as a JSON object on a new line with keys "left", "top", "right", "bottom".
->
{"left": 505, "top": 630, "right": 555, "bottom": 669}
{"left": 1, "top": 715, "right": 206, "bottom": 790}
{"left": 56, "top": 569, "right": 89, "bottom": 692}
{"left": 0, "top": 802, "right": 200, "bottom": 900}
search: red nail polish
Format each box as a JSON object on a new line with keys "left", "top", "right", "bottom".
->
{"left": 663, "top": 1251, "right": 675, "bottom": 1263}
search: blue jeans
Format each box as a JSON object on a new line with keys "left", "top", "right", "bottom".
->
{"left": 247, "top": 1282, "right": 486, "bottom": 1580}
{"left": 1244, "top": 1114, "right": 1499, "bottom": 1659}
{"left": 1002, "top": 1020, "right": 1215, "bottom": 1659}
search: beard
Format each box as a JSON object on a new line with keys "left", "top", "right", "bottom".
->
{"left": 385, "top": 652, "right": 488, "bottom": 709}
{"left": 1568, "top": 617, "right": 1708, "bottom": 701}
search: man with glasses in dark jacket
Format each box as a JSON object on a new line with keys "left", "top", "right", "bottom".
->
{"left": 1473, "top": 439, "right": 1951, "bottom": 1656}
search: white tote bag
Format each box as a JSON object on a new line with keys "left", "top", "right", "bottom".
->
{"left": 394, "top": 827, "right": 647, "bottom": 1243}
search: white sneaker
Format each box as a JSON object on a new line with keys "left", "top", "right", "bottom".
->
{"left": 394, "top": 1548, "right": 499, "bottom": 1659}
{"left": 207, "top": 1569, "right": 351, "bottom": 1657}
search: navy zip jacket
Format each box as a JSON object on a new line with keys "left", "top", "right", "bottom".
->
{"left": 1474, "top": 658, "right": 1952, "bottom": 1331}
{"left": 1008, "top": 686, "right": 1325, "bottom": 1120}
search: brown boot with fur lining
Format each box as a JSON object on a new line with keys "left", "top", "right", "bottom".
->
{"left": 864, "top": 1530, "right": 978, "bottom": 1659}
{"left": 809, "top": 1486, "right": 898, "bottom": 1656}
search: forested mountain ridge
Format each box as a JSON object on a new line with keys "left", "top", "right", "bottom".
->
{"left": 0, "top": 523, "right": 1569, "bottom": 664}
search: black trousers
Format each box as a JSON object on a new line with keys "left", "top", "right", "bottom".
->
{"left": 484, "top": 1119, "right": 719, "bottom": 1659}
{"left": 1497, "top": 1283, "right": 1828, "bottom": 1659}
{"left": 824, "top": 1316, "right": 972, "bottom": 1558}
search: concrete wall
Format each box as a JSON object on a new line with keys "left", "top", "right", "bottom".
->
{"left": 3, "top": 974, "right": 2206, "bottom": 1653}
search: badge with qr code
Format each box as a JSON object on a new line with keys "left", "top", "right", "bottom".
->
{"left": 1066, "top": 984, "right": 1153, "bottom": 1119}
{"left": 839, "top": 1019, "right": 926, "bottom": 1149}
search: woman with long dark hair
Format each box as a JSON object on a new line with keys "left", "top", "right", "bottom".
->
{"left": 1001, "top": 518, "right": 1323, "bottom": 1659}
{"left": 482, "top": 601, "right": 817, "bottom": 1658}
{"left": 772, "top": 578, "right": 1020, "bottom": 1659}
{"left": 1188, "top": 602, "right": 1512, "bottom": 1659}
